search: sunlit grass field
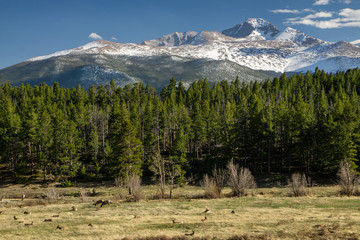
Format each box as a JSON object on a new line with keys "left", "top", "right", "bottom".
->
{"left": 1, "top": 184, "right": 360, "bottom": 239}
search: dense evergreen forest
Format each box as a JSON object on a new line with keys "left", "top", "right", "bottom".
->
{"left": 1, "top": 67, "right": 360, "bottom": 184}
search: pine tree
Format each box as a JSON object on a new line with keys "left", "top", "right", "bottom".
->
{"left": 108, "top": 100, "right": 143, "bottom": 179}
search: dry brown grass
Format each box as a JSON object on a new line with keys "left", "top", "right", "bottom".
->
{"left": 0, "top": 184, "right": 360, "bottom": 239}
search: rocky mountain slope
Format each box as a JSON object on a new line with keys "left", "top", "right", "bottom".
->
{"left": 1, "top": 18, "right": 360, "bottom": 89}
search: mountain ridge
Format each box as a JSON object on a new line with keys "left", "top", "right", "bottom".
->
{"left": 1, "top": 18, "right": 360, "bottom": 89}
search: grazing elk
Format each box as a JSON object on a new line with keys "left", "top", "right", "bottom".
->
{"left": 203, "top": 208, "right": 211, "bottom": 214}
{"left": 172, "top": 219, "right": 183, "bottom": 224}
{"left": 185, "top": 230, "right": 195, "bottom": 236}
{"left": 100, "top": 200, "right": 111, "bottom": 207}
{"left": 93, "top": 200, "right": 103, "bottom": 206}
{"left": 24, "top": 221, "right": 33, "bottom": 226}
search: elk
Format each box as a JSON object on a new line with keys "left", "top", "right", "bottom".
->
{"left": 24, "top": 221, "right": 33, "bottom": 226}
{"left": 201, "top": 216, "right": 208, "bottom": 223}
{"left": 93, "top": 200, "right": 103, "bottom": 206}
{"left": 203, "top": 208, "right": 211, "bottom": 214}
{"left": 172, "top": 219, "right": 183, "bottom": 224}
{"left": 185, "top": 230, "right": 195, "bottom": 236}
{"left": 100, "top": 200, "right": 111, "bottom": 207}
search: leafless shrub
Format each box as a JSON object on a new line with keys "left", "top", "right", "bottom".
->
{"left": 338, "top": 161, "right": 360, "bottom": 196}
{"left": 46, "top": 188, "right": 60, "bottom": 203}
{"left": 116, "top": 174, "right": 142, "bottom": 201}
{"left": 79, "top": 188, "right": 88, "bottom": 203}
{"left": 202, "top": 167, "right": 226, "bottom": 198}
{"left": 127, "top": 174, "right": 142, "bottom": 201}
{"left": 212, "top": 167, "right": 226, "bottom": 191}
{"left": 117, "top": 189, "right": 126, "bottom": 200}
{"left": 288, "top": 173, "right": 309, "bottom": 197}
{"left": 202, "top": 174, "right": 220, "bottom": 199}
{"left": 114, "top": 176, "right": 127, "bottom": 199}
{"left": 227, "top": 160, "right": 256, "bottom": 197}
{"left": 114, "top": 176, "right": 123, "bottom": 188}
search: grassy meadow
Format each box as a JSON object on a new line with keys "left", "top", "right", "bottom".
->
{"left": 0, "top": 184, "right": 360, "bottom": 240}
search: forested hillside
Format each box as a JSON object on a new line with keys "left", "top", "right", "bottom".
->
{"left": 1, "top": 67, "right": 360, "bottom": 184}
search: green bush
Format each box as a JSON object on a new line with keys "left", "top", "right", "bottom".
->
{"left": 60, "top": 179, "right": 73, "bottom": 188}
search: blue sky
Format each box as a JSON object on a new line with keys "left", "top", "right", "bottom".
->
{"left": 1, "top": 0, "right": 360, "bottom": 69}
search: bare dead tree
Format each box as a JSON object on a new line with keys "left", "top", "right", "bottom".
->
{"left": 149, "top": 151, "right": 166, "bottom": 198}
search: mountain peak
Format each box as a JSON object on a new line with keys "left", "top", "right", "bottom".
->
{"left": 141, "top": 31, "right": 198, "bottom": 47}
{"left": 275, "top": 27, "right": 322, "bottom": 46}
{"left": 245, "top": 18, "right": 272, "bottom": 28}
{"left": 283, "top": 27, "right": 297, "bottom": 32}
{"left": 222, "top": 18, "right": 280, "bottom": 40}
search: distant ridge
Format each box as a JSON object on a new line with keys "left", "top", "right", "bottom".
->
{"left": 1, "top": 18, "right": 360, "bottom": 89}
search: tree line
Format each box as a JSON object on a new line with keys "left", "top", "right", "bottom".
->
{"left": 1, "top": 67, "right": 360, "bottom": 184}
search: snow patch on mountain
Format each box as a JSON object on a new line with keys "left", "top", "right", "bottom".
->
{"left": 351, "top": 39, "right": 360, "bottom": 45}
{"left": 222, "top": 18, "right": 280, "bottom": 40}
{"left": 295, "top": 57, "right": 360, "bottom": 73}
{"left": 25, "top": 18, "right": 360, "bottom": 75}
{"left": 141, "top": 31, "right": 198, "bottom": 47}
{"left": 80, "top": 65, "right": 139, "bottom": 87}
{"left": 274, "top": 27, "right": 323, "bottom": 46}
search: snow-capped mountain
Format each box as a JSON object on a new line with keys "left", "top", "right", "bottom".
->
{"left": 351, "top": 39, "right": 360, "bottom": 46}
{"left": 222, "top": 18, "right": 280, "bottom": 40}
{"left": 274, "top": 27, "right": 323, "bottom": 46}
{"left": 1, "top": 18, "right": 360, "bottom": 89}
{"left": 141, "top": 31, "right": 198, "bottom": 47}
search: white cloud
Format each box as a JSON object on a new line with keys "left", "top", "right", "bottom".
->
{"left": 111, "top": 37, "right": 118, "bottom": 41}
{"left": 88, "top": 33, "right": 103, "bottom": 40}
{"left": 303, "top": 9, "right": 315, "bottom": 13}
{"left": 270, "top": 9, "right": 300, "bottom": 14}
{"left": 304, "top": 11, "right": 333, "bottom": 19}
{"left": 340, "top": 0, "right": 352, "bottom": 4}
{"left": 339, "top": 8, "right": 360, "bottom": 19}
{"left": 313, "top": 0, "right": 330, "bottom": 5}
{"left": 312, "top": 0, "right": 351, "bottom": 6}
{"left": 270, "top": 8, "right": 315, "bottom": 14}
{"left": 287, "top": 18, "right": 342, "bottom": 29}
{"left": 286, "top": 8, "right": 360, "bottom": 29}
